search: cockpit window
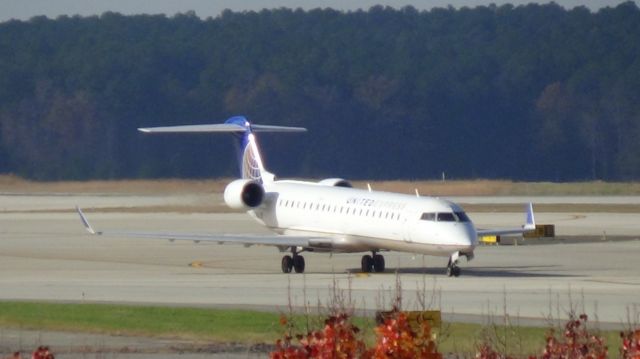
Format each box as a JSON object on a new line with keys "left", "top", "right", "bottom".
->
{"left": 420, "top": 212, "right": 436, "bottom": 221}
{"left": 437, "top": 212, "right": 456, "bottom": 222}
{"left": 422, "top": 211, "right": 471, "bottom": 222}
{"left": 454, "top": 212, "right": 470, "bottom": 222}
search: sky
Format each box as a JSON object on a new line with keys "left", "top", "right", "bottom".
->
{"left": 0, "top": 0, "right": 634, "bottom": 22}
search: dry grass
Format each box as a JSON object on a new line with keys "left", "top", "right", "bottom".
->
{"left": 353, "top": 179, "right": 516, "bottom": 196}
{"left": 349, "top": 179, "right": 640, "bottom": 196}
{"left": 0, "top": 174, "right": 231, "bottom": 194}
{"left": 3, "top": 175, "right": 640, "bottom": 196}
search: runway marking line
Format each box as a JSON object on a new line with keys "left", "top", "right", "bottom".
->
{"left": 584, "top": 279, "right": 640, "bottom": 286}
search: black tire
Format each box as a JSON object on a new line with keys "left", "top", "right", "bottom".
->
{"left": 446, "top": 265, "right": 453, "bottom": 277}
{"left": 293, "top": 255, "right": 305, "bottom": 273}
{"left": 361, "top": 255, "right": 373, "bottom": 273}
{"left": 373, "top": 254, "right": 385, "bottom": 272}
{"left": 281, "top": 255, "right": 293, "bottom": 273}
{"left": 453, "top": 266, "right": 461, "bottom": 277}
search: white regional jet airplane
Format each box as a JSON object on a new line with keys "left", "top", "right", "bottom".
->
{"left": 78, "top": 116, "right": 535, "bottom": 277}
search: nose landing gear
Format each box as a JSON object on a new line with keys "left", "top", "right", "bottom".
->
{"left": 447, "top": 251, "right": 461, "bottom": 277}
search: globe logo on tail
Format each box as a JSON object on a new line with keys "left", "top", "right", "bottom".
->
{"left": 241, "top": 133, "right": 264, "bottom": 182}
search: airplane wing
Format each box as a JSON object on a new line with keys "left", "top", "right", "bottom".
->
{"left": 76, "top": 207, "right": 315, "bottom": 249}
{"left": 475, "top": 203, "right": 536, "bottom": 237}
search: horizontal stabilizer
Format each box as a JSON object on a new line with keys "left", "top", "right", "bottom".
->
{"left": 252, "top": 124, "right": 307, "bottom": 132}
{"left": 138, "top": 123, "right": 307, "bottom": 134}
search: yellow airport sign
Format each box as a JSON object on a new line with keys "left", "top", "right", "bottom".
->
{"left": 480, "top": 235, "right": 499, "bottom": 244}
{"left": 523, "top": 224, "right": 555, "bottom": 238}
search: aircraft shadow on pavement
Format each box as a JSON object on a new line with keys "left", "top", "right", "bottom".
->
{"left": 347, "top": 265, "right": 579, "bottom": 278}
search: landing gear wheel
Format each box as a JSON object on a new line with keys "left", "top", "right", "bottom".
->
{"left": 373, "top": 254, "right": 385, "bottom": 272}
{"left": 446, "top": 264, "right": 461, "bottom": 277}
{"left": 361, "top": 255, "right": 373, "bottom": 273}
{"left": 293, "top": 255, "right": 305, "bottom": 273}
{"left": 446, "top": 251, "right": 462, "bottom": 277}
{"left": 281, "top": 255, "right": 293, "bottom": 273}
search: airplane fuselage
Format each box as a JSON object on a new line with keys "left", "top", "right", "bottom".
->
{"left": 249, "top": 180, "right": 478, "bottom": 257}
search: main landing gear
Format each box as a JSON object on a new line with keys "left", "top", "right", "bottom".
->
{"left": 361, "top": 251, "right": 385, "bottom": 273}
{"left": 281, "top": 247, "right": 305, "bottom": 273}
{"left": 446, "top": 251, "right": 461, "bottom": 277}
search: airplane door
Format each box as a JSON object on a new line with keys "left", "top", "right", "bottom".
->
{"left": 402, "top": 214, "right": 414, "bottom": 243}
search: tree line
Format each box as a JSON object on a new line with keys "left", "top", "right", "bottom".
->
{"left": 1, "top": 2, "right": 639, "bottom": 181}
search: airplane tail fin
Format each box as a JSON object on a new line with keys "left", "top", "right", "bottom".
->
{"left": 138, "top": 116, "right": 306, "bottom": 183}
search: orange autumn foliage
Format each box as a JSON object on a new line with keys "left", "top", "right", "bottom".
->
{"left": 270, "top": 309, "right": 440, "bottom": 359}
{"left": 364, "top": 310, "right": 441, "bottom": 359}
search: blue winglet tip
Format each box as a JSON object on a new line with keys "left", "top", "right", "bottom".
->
{"left": 525, "top": 203, "right": 535, "bottom": 229}
{"left": 76, "top": 206, "right": 96, "bottom": 235}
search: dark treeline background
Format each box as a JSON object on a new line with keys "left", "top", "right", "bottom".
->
{"left": 1, "top": 2, "right": 640, "bottom": 181}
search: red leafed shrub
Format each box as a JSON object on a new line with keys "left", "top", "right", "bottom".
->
{"left": 621, "top": 329, "right": 640, "bottom": 359}
{"left": 541, "top": 314, "right": 607, "bottom": 359}
{"left": 364, "top": 309, "right": 441, "bottom": 359}
{"left": 270, "top": 313, "right": 366, "bottom": 358}
{"left": 271, "top": 311, "right": 640, "bottom": 359}
{"left": 270, "top": 309, "right": 442, "bottom": 359}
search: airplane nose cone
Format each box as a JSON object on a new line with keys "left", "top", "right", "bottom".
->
{"left": 459, "top": 223, "right": 478, "bottom": 250}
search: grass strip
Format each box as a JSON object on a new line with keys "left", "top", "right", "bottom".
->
{"left": 0, "top": 301, "right": 624, "bottom": 357}
{"left": 0, "top": 301, "right": 287, "bottom": 343}
{"left": 4, "top": 175, "right": 640, "bottom": 196}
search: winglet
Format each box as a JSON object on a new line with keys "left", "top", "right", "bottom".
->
{"left": 76, "top": 206, "right": 97, "bottom": 235}
{"left": 523, "top": 202, "right": 535, "bottom": 231}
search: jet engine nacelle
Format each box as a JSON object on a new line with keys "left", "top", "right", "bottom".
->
{"left": 317, "top": 178, "right": 352, "bottom": 188}
{"left": 224, "top": 179, "right": 265, "bottom": 210}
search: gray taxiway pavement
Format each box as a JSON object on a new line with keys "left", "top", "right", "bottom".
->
{"left": 1, "top": 194, "right": 639, "bottom": 328}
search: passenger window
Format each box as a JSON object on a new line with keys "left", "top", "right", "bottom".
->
{"left": 421, "top": 213, "right": 436, "bottom": 221}
{"left": 437, "top": 212, "right": 456, "bottom": 222}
